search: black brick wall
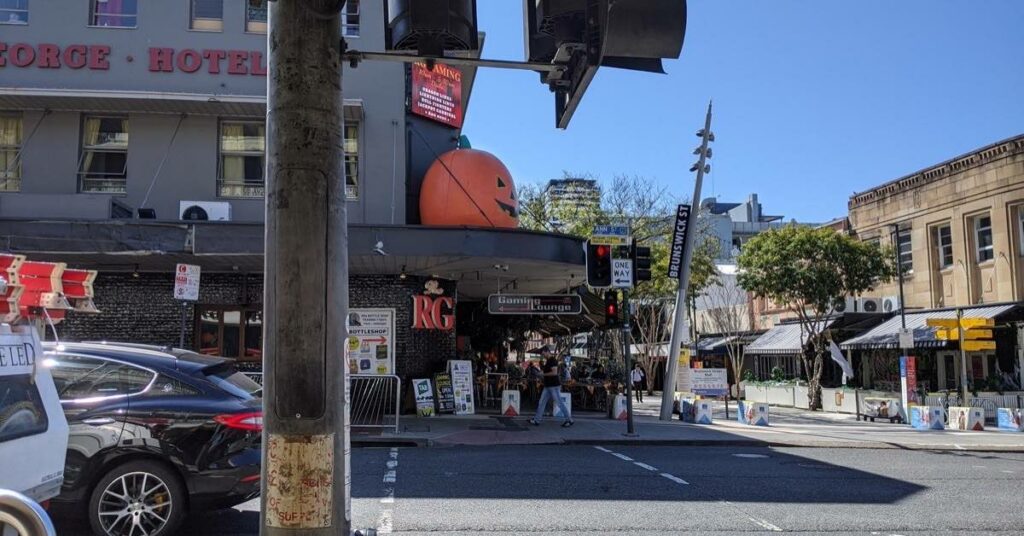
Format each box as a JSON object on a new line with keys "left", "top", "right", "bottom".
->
{"left": 56, "top": 272, "right": 457, "bottom": 380}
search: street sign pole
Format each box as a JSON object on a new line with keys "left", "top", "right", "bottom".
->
{"left": 660, "top": 101, "right": 713, "bottom": 421}
{"left": 623, "top": 289, "right": 636, "bottom": 436}
{"left": 179, "top": 302, "right": 187, "bottom": 348}
{"left": 958, "top": 308, "right": 969, "bottom": 402}
{"left": 261, "top": 1, "right": 350, "bottom": 534}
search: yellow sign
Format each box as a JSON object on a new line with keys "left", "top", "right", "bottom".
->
{"left": 962, "top": 340, "right": 996, "bottom": 352}
{"left": 926, "top": 317, "right": 994, "bottom": 330}
{"left": 590, "top": 235, "right": 629, "bottom": 246}
{"left": 678, "top": 348, "right": 691, "bottom": 367}
{"left": 935, "top": 328, "right": 993, "bottom": 340}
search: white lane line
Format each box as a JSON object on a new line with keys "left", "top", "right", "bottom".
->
{"left": 1002, "top": 470, "right": 1015, "bottom": 474}
{"left": 378, "top": 448, "right": 399, "bottom": 534}
{"left": 634, "top": 462, "right": 657, "bottom": 471}
{"left": 954, "top": 444, "right": 966, "bottom": 450}
{"left": 659, "top": 472, "right": 689, "bottom": 485}
{"left": 612, "top": 452, "right": 634, "bottom": 462}
{"left": 749, "top": 516, "right": 783, "bottom": 532}
{"left": 592, "top": 446, "right": 612, "bottom": 453}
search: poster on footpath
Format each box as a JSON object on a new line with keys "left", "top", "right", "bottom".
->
{"left": 412, "top": 379, "right": 435, "bottom": 417}
{"left": 347, "top": 308, "right": 395, "bottom": 375}
{"left": 433, "top": 373, "right": 456, "bottom": 414}
{"left": 675, "top": 348, "right": 692, "bottom": 394}
{"left": 692, "top": 368, "right": 728, "bottom": 396}
{"left": 448, "top": 360, "right": 475, "bottom": 415}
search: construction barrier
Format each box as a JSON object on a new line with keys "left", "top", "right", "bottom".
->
{"left": 553, "top": 392, "right": 572, "bottom": 419}
{"left": 679, "top": 398, "right": 714, "bottom": 424}
{"left": 501, "top": 390, "right": 520, "bottom": 417}
{"left": 910, "top": 406, "right": 945, "bottom": 430}
{"left": 948, "top": 406, "right": 985, "bottom": 431}
{"left": 611, "top": 394, "right": 628, "bottom": 420}
{"left": 997, "top": 408, "right": 1023, "bottom": 432}
{"left": 737, "top": 401, "right": 769, "bottom": 426}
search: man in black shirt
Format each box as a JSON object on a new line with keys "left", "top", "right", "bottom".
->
{"left": 529, "top": 348, "right": 574, "bottom": 427}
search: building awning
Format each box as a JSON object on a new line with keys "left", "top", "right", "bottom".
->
{"left": 696, "top": 336, "right": 735, "bottom": 355}
{"left": 745, "top": 320, "right": 837, "bottom": 356}
{"left": 840, "top": 304, "right": 1019, "bottom": 350}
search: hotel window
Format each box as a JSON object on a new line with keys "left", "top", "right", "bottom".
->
{"left": 78, "top": 116, "right": 129, "bottom": 193}
{"left": 218, "top": 121, "right": 265, "bottom": 198}
{"left": 344, "top": 122, "right": 359, "bottom": 199}
{"left": 975, "top": 215, "right": 994, "bottom": 262}
{"left": 342, "top": 0, "right": 359, "bottom": 37}
{"left": 90, "top": 0, "right": 138, "bottom": 28}
{"left": 190, "top": 0, "right": 222, "bottom": 31}
{"left": 934, "top": 224, "right": 953, "bottom": 269}
{"left": 0, "top": 114, "right": 21, "bottom": 192}
{"left": 246, "top": 0, "right": 266, "bottom": 33}
{"left": 197, "top": 307, "right": 262, "bottom": 363}
{"left": 895, "top": 228, "right": 913, "bottom": 274}
{"left": 0, "top": 0, "right": 28, "bottom": 24}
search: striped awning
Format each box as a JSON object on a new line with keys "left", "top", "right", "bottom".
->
{"left": 746, "top": 321, "right": 835, "bottom": 356}
{"left": 840, "top": 304, "right": 1018, "bottom": 350}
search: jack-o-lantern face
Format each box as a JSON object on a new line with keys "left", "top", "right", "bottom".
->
{"left": 420, "top": 148, "right": 519, "bottom": 228}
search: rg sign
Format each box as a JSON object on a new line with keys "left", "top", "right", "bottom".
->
{"left": 411, "top": 295, "right": 455, "bottom": 331}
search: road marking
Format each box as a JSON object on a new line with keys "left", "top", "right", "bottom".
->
{"left": 612, "top": 452, "right": 634, "bottom": 462}
{"left": 592, "top": 446, "right": 612, "bottom": 453}
{"left": 954, "top": 444, "right": 966, "bottom": 450}
{"left": 748, "top": 516, "right": 783, "bottom": 532}
{"left": 733, "top": 453, "right": 769, "bottom": 459}
{"left": 634, "top": 462, "right": 657, "bottom": 471}
{"left": 659, "top": 472, "right": 689, "bottom": 485}
{"left": 378, "top": 448, "right": 399, "bottom": 534}
{"left": 1002, "top": 470, "right": 1014, "bottom": 474}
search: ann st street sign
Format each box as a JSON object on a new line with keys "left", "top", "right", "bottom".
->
{"left": 487, "top": 294, "right": 583, "bottom": 315}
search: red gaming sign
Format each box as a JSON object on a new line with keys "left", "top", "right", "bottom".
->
{"left": 410, "top": 62, "right": 463, "bottom": 128}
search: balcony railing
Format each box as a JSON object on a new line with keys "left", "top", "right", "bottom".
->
{"left": 217, "top": 179, "right": 265, "bottom": 198}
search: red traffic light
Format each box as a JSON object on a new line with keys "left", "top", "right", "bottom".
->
{"left": 596, "top": 245, "right": 609, "bottom": 258}
{"left": 606, "top": 304, "right": 617, "bottom": 315}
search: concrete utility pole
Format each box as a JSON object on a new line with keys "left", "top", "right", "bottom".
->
{"left": 261, "top": 1, "right": 351, "bottom": 535}
{"left": 660, "top": 101, "right": 713, "bottom": 421}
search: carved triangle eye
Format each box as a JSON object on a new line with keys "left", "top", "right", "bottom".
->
{"left": 497, "top": 176, "right": 506, "bottom": 188}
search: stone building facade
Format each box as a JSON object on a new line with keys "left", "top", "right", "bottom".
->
{"left": 849, "top": 134, "right": 1024, "bottom": 309}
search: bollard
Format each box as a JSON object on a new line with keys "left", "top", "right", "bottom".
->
{"left": 948, "top": 407, "right": 985, "bottom": 431}
{"left": 501, "top": 390, "right": 520, "bottom": 417}
{"left": 910, "top": 406, "right": 945, "bottom": 430}
{"left": 737, "top": 401, "right": 769, "bottom": 426}
{"left": 996, "top": 408, "right": 1023, "bottom": 432}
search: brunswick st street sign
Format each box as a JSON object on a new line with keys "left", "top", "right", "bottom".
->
{"left": 487, "top": 294, "right": 583, "bottom": 315}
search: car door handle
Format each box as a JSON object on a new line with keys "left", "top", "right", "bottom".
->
{"left": 82, "top": 418, "right": 116, "bottom": 425}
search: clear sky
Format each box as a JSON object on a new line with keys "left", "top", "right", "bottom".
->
{"left": 461, "top": 0, "right": 1024, "bottom": 223}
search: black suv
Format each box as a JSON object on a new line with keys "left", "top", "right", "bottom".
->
{"left": 45, "top": 342, "right": 262, "bottom": 536}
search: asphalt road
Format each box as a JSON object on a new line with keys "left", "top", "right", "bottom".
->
{"left": 53, "top": 445, "right": 1024, "bottom": 535}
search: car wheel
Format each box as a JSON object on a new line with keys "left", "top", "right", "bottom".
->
{"left": 88, "top": 460, "right": 185, "bottom": 536}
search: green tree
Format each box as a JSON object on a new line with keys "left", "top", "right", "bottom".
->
{"left": 736, "top": 226, "right": 896, "bottom": 409}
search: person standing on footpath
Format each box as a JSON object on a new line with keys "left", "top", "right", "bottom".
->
{"left": 631, "top": 363, "right": 646, "bottom": 403}
{"left": 529, "top": 347, "right": 574, "bottom": 427}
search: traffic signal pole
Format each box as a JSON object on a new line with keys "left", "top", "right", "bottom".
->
{"left": 622, "top": 289, "right": 636, "bottom": 436}
{"left": 261, "top": 1, "right": 351, "bottom": 535}
{"left": 660, "top": 102, "right": 713, "bottom": 421}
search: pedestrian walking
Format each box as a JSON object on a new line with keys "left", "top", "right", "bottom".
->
{"left": 529, "top": 348, "right": 574, "bottom": 427}
{"left": 631, "top": 363, "right": 646, "bottom": 403}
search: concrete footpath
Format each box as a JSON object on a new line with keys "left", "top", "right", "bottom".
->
{"left": 354, "top": 398, "right": 1024, "bottom": 452}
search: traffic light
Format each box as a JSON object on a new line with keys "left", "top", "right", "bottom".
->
{"left": 586, "top": 240, "right": 612, "bottom": 287}
{"left": 632, "top": 244, "right": 652, "bottom": 282}
{"left": 524, "top": 0, "right": 688, "bottom": 128}
{"left": 604, "top": 290, "right": 620, "bottom": 327}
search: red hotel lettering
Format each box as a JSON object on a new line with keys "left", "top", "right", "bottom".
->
{"left": 63, "top": 45, "right": 87, "bottom": 69}
{"left": 411, "top": 295, "right": 455, "bottom": 331}
{"left": 0, "top": 43, "right": 6, "bottom": 67}
{"left": 37, "top": 44, "right": 60, "bottom": 68}
{"left": 88, "top": 45, "right": 110, "bottom": 70}
{"left": 250, "top": 51, "right": 267, "bottom": 75}
{"left": 10, "top": 43, "right": 35, "bottom": 67}
{"left": 227, "top": 50, "right": 248, "bottom": 75}
{"left": 149, "top": 47, "right": 174, "bottom": 72}
{"left": 203, "top": 49, "right": 226, "bottom": 74}
{"left": 177, "top": 49, "right": 202, "bottom": 73}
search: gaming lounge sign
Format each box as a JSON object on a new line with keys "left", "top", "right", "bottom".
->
{"left": 0, "top": 42, "right": 267, "bottom": 75}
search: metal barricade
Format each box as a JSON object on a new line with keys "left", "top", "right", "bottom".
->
{"left": 350, "top": 374, "right": 401, "bottom": 433}
{"left": 0, "top": 490, "right": 56, "bottom": 536}
{"left": 243, "top": 372, "right": 264, "bottom": 386}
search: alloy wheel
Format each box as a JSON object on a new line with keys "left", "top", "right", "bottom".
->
{"left": 96, "top": 471, "right": 173, "bottom": 536}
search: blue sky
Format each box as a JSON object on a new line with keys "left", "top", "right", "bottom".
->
{"left": 461, "top": 1, "right": 1024, "bottom": 223}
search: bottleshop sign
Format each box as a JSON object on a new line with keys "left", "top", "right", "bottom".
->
{"left": 0, "top": 42, "right": 267, "bottom": 75}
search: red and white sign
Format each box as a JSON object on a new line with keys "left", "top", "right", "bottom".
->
{"left": 174, "top": 263, "right": 200, "bottom": 301}
{"left": 410, "top": 62, "right": 463, "bottom": 128}
{"left": 0, "top": 42, "right": 266, "bottom": 76}
{"left": 411, "top": 295, "right": 455, "bottom": 331}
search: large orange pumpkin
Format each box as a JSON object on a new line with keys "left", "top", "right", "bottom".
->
{"left": 420, "top": 148, "right": 519, "bottom": 228}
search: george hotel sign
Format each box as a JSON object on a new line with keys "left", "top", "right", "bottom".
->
{"left": 0, "top": 42, "right": 266, "bottom": 75}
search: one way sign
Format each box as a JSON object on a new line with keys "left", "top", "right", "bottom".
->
{"left": 612, "top": 259, "right": 633, "bottom": 288}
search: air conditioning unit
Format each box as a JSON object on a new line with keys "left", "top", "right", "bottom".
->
{"left": 882, "top": 295, "right": 902, "bottom": 314}
{"left": 179, "top": 201, "right": 231, "bottom": 221}
{"left": 858, "top": 297, "right": 883, "bottom": 314}
{"left": 830, "top": 297, "right": 857, "bottom": 314}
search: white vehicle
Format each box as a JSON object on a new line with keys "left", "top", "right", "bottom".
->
{"left": 0, "top": 324, "right": 69, "bottom": 504}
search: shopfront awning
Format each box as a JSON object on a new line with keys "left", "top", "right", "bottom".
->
{"left": 840, "top": 304, "right": 1019, "bottom": 350}
{"left": 745, "top": 320, "right": 837, "bottom": 356}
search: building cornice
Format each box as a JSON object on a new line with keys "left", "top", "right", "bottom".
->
{"left": 849, "top": 134, "right": 1024, "bottom": 209}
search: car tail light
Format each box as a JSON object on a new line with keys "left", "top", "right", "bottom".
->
{"left": 214, "top": 412, "right": 263, "bottom": 432}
